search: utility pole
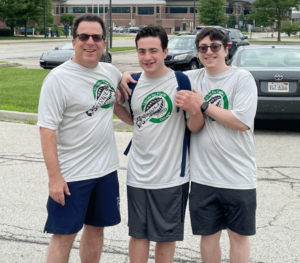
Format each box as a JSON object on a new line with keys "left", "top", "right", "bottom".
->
{"left": 44, "top": 0, "right": 46, "bottom": 38}
{"left": 193, "top": 0, "right": 196, "bottom": 30}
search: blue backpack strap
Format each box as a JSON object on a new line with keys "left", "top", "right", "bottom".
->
{"left": 174, "top": 71, "right": 192, "bottom": 177}
{"left": 124, "top": 72, "right": 142, "bottom": 156}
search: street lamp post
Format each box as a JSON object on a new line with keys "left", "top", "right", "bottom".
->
{"left": 193, "top": 0, "right": 196, "bottom": 30}
{"left": 44, "top": 0, "right": 46, "bottom": 38}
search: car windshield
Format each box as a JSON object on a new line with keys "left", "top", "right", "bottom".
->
{"left": 168, "top": 37, "right": 196, "bottom": 50}
{"left": 236, "top": 48, "right": 300, "bottom": 67}
{"left": 59, "top": 41, "right": 74, "bottom": 50}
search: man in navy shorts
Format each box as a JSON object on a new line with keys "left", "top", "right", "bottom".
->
{"left": 38, "top": 14, "right": 122, "bottom": 263}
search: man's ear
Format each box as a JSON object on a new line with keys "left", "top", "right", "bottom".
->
{"left": 163, "top": 47, "right": 168, "bottom": 58}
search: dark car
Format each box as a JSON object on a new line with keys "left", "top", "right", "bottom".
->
{"left": 192, "top": 26, "right": 249, "bottom": 59}
{"left": 164, "top": 35, "right": 201, "bottom": 71}
{"left": 39, "top": 41, "right": 111, "bottom": 69}
{"left": 231, "top": 45, "right": 300, "bottom": 120}
{"left": 128, "top": 26, "right": 140, "bottom": 33}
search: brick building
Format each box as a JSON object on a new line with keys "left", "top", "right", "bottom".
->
{"left": 53, "top": 0, "right": 254, "bottom": 33}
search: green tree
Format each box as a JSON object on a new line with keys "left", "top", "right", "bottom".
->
{"left": 0, "top": 0, "right": 53, "bottom": 36}
{"left": 228, "top": 14, "right": 237, "bottom": 28}
{"left": 281, "top": 21, "right": 299, "bottom": 36}
{"left": 198, "top": 0, "right": 227, "bottom": 26}
{"left": 250, "top": 0, "right": 300, "bottom": 41}
{"left": 60, "top": 14, "right": 75, "bottom": 26}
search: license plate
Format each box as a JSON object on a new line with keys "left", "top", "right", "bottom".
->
{"left": 268, "top": 82, "right": 289, "bottom": 92}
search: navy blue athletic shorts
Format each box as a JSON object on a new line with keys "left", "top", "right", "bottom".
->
{"left": 127, "top": 182, "right": 189, "bottom": 242}
{"left": 189, "top": 182, "right": 256, "bottom": 236}
{"left": 44, "top": 171, "right": 121, "bottom": 235}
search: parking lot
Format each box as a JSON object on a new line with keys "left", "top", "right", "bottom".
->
{"left": 0, "top": 36, "right": 300, "bottom": 262}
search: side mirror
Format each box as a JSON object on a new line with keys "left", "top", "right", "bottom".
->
{"left": 244, "top": 36, "right": 248, "bottom": 39}
{"left": 55, "top": 47, "right": 58, "bottom": 50}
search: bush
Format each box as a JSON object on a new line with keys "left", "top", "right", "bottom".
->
{"left": 0, "top": 29, "right": 12, "bottom": 36}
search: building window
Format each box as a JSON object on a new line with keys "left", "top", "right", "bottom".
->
{"left": 133, "top": 7, "right": 136, "bottom": 13}
{"left": 157, "top": 7, "right": 160, "bottom": 14}
{"left": 61, "top": 7, "right": 64, "bottom": 14}
{"left": 170, "top": 7, "right": 188, "bottom": 14}
{"left": 112, "top": 7, "right": 130, "bottom": 13}
{"left": 225, "top": 7, "right": 233, "bottom": 14}
{"left": 190, "top": 7, "right": 198, "bottom": 13}
{"left": 56, "top": 7, "right": 59, "bottom": 15}
{"left": 165, "top": 7, "right": 168, "bottom": 13}
{"left": 66, "top": 7, "right": 85, "bottom": 13}
{"left": 88, "top": 7, "right": 108, "bottom": 13}
{"left": 138, "top": 7, "right": 154, "bottom": 15}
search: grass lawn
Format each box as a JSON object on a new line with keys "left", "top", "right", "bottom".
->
{"left": 0, "top": 67, "right": 119, "bottom": 118}
{"left": 0, "top": 68, "right": 50, "bottom": 113}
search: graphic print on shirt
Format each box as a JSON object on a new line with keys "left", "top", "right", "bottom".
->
{"left": 136, "top": 92, "right": 172, "bottom": 128}
{"left": 86, "top": 80, "right": 116, "bottom": 117}
{"left": 204, "top": 89, "right": 228, "bottom": 121}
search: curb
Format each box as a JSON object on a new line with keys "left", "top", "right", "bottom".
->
{"left": 0, "top": 110, "right": 132, "bottom": 131}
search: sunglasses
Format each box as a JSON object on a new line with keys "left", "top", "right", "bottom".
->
{"left": 76, "top": 34, "right": 105, "bottom": 42}
{"left": 197, "top": 44, "right": 223, "bottom": 54}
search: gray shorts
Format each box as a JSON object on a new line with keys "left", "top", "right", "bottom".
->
{"left": 127, "top": 182, "right": 189, "bottom": 242}
{"left": 189, "top": 182, "right": 256, "bottom": 236}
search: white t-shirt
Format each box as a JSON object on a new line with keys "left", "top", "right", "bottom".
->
{"left": 125, "top": 70, "right": 192, "bottom": 189}
{"left": 184, "top": 66, "right": 257, "bottom": 189}
{"left": 38, "top": 60, "right": 122, "bottom": 182}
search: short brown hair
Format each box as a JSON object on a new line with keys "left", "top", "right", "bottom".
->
{"left": 195, "top": 27, "right": 228, "bottom": 48}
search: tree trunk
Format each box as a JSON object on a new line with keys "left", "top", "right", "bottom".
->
{"left": 277, "top": 19, "right": 281, "bottom": 42}
{"left": 25, "top": 22, "right": 27, "bottom": 37}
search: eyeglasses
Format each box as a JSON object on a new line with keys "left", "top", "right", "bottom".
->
{"left": 76, "top": 34, "right": 105, "bottom": 42}
{"left": 197, "top": 44, "right": 223, "bottom": 54}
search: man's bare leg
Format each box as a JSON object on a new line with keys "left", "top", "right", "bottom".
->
{"left": 155, "top": 241, "right": 176, "bottom": 263}
{"left": 129, "top": 237, "right": 150, "bottom": 263}
{"left": 47, "top": 233, "right": 77, "bottom": 263}
{"left": 227, "top": 229, "right": 250, "bottom": 263}
{"left": 80, "top": 225, "right": 104, "bottom": 263}
{"left": 200, "top": 231, "right": 222, "bottom": 263}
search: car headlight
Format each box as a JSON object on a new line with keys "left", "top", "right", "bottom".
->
{"left": 41, "top": 52, "right": 48, "bottom": 58}
{"left": 173, "top": 54, "right": 189, "bottom": 61}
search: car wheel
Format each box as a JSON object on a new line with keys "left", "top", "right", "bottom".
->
{"left": 189, "top": 61, "right": 198, "bottom": 70}
{"left": 108, "top": 54, "right": 112, "bottom": 63}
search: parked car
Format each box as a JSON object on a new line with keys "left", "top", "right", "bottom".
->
{"left": 128, "top": 26, "right": 140, "bottom": 33}
{"left": 39, "top": 41, "right": 111, "bottom": 69}
{"left": 139, "top": 25, "right": 147, "bottom": 29}
{"left": 164, "top": 35, "right": 202, "bottom": 71}
{"left": 192, "top": 26, "right": 249, "bottom": 59}
{"left": 114, "top": 26, "right": 125, "bottom": 33}
{"left": 231, "top": 45, "right": 300, "bottom": 120}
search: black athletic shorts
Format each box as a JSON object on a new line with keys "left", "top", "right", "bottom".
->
{"left": 127, "top": 182, "right": 189, "bottom": 242}
{"left": 189, "top": 182, "right": 256, "bottom": 236}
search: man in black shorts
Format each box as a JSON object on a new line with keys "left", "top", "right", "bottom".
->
{"left": 114, "top": 25, "right": 203, "bottom": 263}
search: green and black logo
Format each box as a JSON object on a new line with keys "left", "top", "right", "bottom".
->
{"left": 86, "top": 80, "right": 116, "bottom": 117}
{"left": 204, "top": 89, "right": 228, "bottom": 121}
{"left": 136, "top": 92, "right": 172, "bottom": 128}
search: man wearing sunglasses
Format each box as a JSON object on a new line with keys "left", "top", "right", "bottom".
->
{"left": 38, "top": 14, "right": 123, "bottom": 263}
{"left": 120, "top": 27, "right": 257, "bottom": 263}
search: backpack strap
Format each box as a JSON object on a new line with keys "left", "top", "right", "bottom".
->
{"left": 174, "top": 71, "right": 192, "bottom": 177}
{"left": 124, "top": 73, "right": 142, "bottom": 156}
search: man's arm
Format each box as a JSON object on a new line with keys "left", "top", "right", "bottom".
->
{"left": 119, "top": 71, "right": 141, "bottom": 100}
{"left": 113, "top": 89, "right": 133, "bottom": 125}
{"left": 204, "top": 105, "right": 249, "bottom": 131}
{"left": 176, "top": 89, "right": 205, "bottom": 132}
{"left": 40, "top": 127, "right": 70, "bottom": 206}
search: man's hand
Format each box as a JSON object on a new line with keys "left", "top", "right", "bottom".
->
{"left": 119, "top": 72, "right": 138, "bottom": 100}
{"left": 49, "top": 175, "right": 70, "bottom": 206}
{"left": 175, "top": 89, "right": 204, "bottom": 115}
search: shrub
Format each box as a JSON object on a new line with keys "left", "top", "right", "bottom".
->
{"left": 0, "top": 29, "right": 12, "bottom": 36}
